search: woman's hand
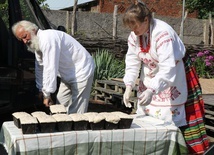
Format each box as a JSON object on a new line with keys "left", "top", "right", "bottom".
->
{"left": 123, "top": 85, "right": 132, "bottom": 108}
{"left": 138, "top": 89, "right": 154, "bottom": 106}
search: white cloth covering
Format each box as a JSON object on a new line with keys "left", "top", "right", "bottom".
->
{"left": 0, "top": 118, "right": 188, "bottom": 155}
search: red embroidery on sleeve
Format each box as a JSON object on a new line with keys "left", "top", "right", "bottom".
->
{"left": 156, "top": 38, "right": 173, "bottom": 50}
{"left": 156, "top": 32, "right": 169, "bottom": 43}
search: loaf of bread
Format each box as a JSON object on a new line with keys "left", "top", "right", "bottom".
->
{"left": 49, "top": 104, "right": 67, "bottom": 114}
{"left": 93, "top": 114, "right": 105, "bottom": 123}
{"left": 20, "top": 115, "right": 38, "bottom": 124}
{"left": 105, "top": 115, "right": 120, "bottom": 124}
{"left": 69, "top": 113, "right": 89, "bottom": 130}
{"left": 99, "top": 112, "right": 120, "bottom": 129}
{"left": 37, "top": 115, "right": 56, "bottom": 133}
{"left": 83, "top": 112, "right": 98, "bottom": 122}
{"left": 36, "top": 115, "right": 56, "bottom": 123}
{"left": 19, "top": 115, "right": 38, "bottom": 134}
{"left": 12, "top": 112, "right": 32, "bottom": 128}
{"left": 52, "top": 114, "right": 73, "bottom": 131}
{"left": 99, "top": 112, "right": 120, "bottom": 123}
{"left": 69, "top": 113, "right": 89, "bottom": 122}
{"left": 31, "top": 111, "right": 47, "bottom": 118}
{"left": 52, "top": 114, "right": 72, "bottom": 122}
{"left": 84, "top": 112, "right": 105, "bottom": 130}
{"left": 111, "top": 111, "right": 133, "bottom": 129}
{"left": 12, "top": 112, "right": 31, "bottom": 118}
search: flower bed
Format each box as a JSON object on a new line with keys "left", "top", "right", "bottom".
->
{"left": 187, "top": 45, "right": 214, "bottom": 79}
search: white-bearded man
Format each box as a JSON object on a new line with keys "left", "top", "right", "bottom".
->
{"left": 12, "top": 20, "right": 95, "bottom": 114}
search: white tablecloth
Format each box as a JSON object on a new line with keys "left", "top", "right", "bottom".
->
{"left": 0, "top": 115, "right": 187, "bottom": 155}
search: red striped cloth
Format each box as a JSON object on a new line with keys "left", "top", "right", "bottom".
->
{"left": 181, "top": 54, "right": 210, "bottom": 154}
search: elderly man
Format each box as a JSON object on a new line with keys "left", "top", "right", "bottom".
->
{"left": 12, "top": 20, "right": 95, "bottom": 114}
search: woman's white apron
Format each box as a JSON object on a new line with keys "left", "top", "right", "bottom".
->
{"left": 136, "top": 50, "right": 187, "bottom": 127}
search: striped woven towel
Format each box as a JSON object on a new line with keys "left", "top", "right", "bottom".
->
{"left": 181, "top": 54, "right": 210, "bottom": 154}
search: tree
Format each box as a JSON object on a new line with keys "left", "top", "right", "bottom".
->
{"left": 185, "top": 0, "right": 214, "bottom": 19}
{"left": 184, "top": 0, "right": 214, "bottom": 45}
{"left": 37, "top": 0, "right": 49, "bottom": 10}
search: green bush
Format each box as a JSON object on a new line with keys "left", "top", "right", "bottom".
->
{"left": 91, "top": 48, "right": 125, "bottom": 95}
{"left": 92, "top": 48, "right": 125, "bottom": 82}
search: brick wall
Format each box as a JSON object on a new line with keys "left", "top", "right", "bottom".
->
{"left": 98, "top": 0, "right": 133, "bottom": 13}
{"left": 97, "top": 0, "right": 197, "bottom": 18}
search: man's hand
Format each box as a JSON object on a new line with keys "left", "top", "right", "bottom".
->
{"left": 43, "top": 96, "right": 54, "bottom": 107}
{"left": 138, "top": 89, "right": 154, "bottom": 106}
{"left": 123, "top": 85, "right": 132, "bottom": 108}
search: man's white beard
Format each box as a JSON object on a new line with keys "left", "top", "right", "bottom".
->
{"left": 27, "top": 34, "right": 40, "bottom": 53}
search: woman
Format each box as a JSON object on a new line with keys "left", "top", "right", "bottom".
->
{"left": 122, "top": 1, "right": 209, "bottom": 154}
